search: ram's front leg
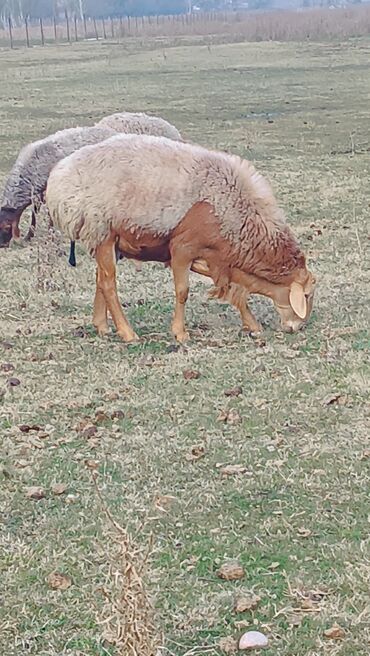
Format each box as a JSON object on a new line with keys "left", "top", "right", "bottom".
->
{"left": 192, "top": 259, "right": 262, "bottom": 333}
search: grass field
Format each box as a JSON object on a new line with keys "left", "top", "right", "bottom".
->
{"left": 0, "top": 36, "right": 369, "bottom": 656}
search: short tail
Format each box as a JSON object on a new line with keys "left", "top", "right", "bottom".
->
{"left": 68, "top": 241, "right": 76, "bottom": 267}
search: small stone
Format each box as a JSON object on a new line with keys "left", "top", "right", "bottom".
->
{"left": 19, "top": 424, "right": 41, "bottom": 433}
{"left": 111, "top": 409, "right": 124, "bottom": 419}
{"left": 0, "top": 363, "right": 14, "bottom": 372}
{"left": 51, "top": 483, "right": 67, "bottom": 495}
{"left": 228, "top": 409, "right": 242, "bottom": 425}
{"left": 94, "top": 410, "right": 109, "bottom": 423}
{"left": 221, "top": 464, "right": 248, "bottom": 477}
{"left": 47, "top": 571, "right": 72, "bottom": 591}
{"left": 7, "top": 377, "right": 21, "bottom": 387}
{"left": 183, "top": 369, "right": 201, "bottom": 380}
{"left": 324, "top": 393, "right": 347, "bottom": 406}
{"left": 323, "top": 625, "right": 345, "bottom": 640}
{"left": 0, "top": 341, "right": 13, "bottom": 350}
{"left": 234, "top": 595, "right": 261, "bottom": 613}
{"left": 217, "top": 561, "right": 245, "bottom": 581}
{"left": 65, "top": 494, "right": 78, "bottom": 504}
{"left": 26, "top": 486, "right": 46, "bottom": 500}
{"left": 238, "top": 630, "right": 268, "bottom": 650}
{"left": 85, "top": 459, "right": 99, "bottom": 470}
{"left": 186, "top": 445, "right": 206, "bottom": 461}
{"left": 19, "top": 424, "right": 31, "bottom": 433}
{"left": 224, "top": 386, "right": 243, "bottom": 397}
{"left": 82, "top": 424, "right": 98, "bottom": 438}
{"left": 105, "top": 391, "right": 119, "bottom": 401}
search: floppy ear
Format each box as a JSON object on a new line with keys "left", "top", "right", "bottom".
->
{"left": 289, "top": 282, "right": 307, "bottom": 319}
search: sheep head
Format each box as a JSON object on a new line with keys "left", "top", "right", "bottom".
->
{"left": 270, "top": 269, "right": 316, "bottom": 333}
{"left": 230, "top": 265, "right": 316, "bottom": 333}
{"left": 0, "top": 207, "right": 22, "bottom": 247}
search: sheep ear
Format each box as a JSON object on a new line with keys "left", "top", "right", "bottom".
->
{"left": 289, "top": 282, "right": 307, "bottom": 319}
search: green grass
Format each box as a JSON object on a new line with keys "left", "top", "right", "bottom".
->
{"left": 0, "top": 36, "right": 369, "bottom": 656}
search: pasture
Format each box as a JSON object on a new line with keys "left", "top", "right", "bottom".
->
{"left": 0, "top": 35, "right": 369, "bottom": 656}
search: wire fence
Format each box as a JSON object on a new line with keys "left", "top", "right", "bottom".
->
{"left": 1, "top": 6, "right": 370, "bottom": 49}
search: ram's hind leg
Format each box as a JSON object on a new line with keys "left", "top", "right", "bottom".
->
{"left": 95, "top": 237, "right": 139, "bottom": 342}
{"left": 25, "top": 209, "right": 37, "bottom": 242}
{"left": 171, "top": 251, "right": 192, "bottom": 343}
{"left": 93, "top": 269, "right": 109, "bottom": 336}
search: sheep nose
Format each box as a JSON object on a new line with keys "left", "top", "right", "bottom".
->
{"left": 282, "top": 321, "right": 301, "bottom": 334}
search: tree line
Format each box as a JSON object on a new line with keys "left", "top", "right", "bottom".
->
{"left": 0, "top": 0, "right": 227, "bottom": 21}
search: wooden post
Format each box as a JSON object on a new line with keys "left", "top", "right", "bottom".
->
{"left": 110, "top": 17, "right": 114, "bottom": 38}
{"left": 53, "top": 16, "right": 57, "bottom": 42}
{"left": 65, "top": 9, "right": 71, "bottom": 43}
{"left": 25, "top": 16, "right": 30, "bottom": 47}
{"left": 119, "top": 16, "right": 124, "bottom": 37}
{"left": 40, "top": 17, "right": 45, "bottom": 45}
{"left": 93, "top": 17, "right": 98, "bottom": 40}
{"left": 8, "top": 16, "right": 13, "bottom": 49}
{"left": 127, "top": 15, "right": 131, "bottom": 34}
{"left": 102, "top": 17, "right": 107, "bottom": 39}
{"left": 135, "top": 15, "right": 138, "bottom": 32}
{"left": 83, "top": 14, "right": 87, "bottom": 38}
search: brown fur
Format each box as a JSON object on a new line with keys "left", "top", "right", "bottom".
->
{"left": 92, "top": 201, "right": 315, "bottom": 341}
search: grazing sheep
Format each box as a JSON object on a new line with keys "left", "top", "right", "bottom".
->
{"left": 46, "top": 134, "right": 316, "bottom": 342}
{"left": 96, "top": 111, "right": 182, "bottom": 141}
{"left": 0, "top": 112, "right": 181, "bottom": 255}
{"left": 0, "top": 125, "right": 116, "bottom": 256}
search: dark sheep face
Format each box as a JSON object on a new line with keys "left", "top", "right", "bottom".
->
{"left": 0, "top": 208, "right": 21, "bottom": 247}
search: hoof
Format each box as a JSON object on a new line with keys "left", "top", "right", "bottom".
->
{"left": 95, "top": 325, "right": 109, "bottom": 337}
{"left": 174, "top": 331, "right": 190, "bottom": 344}
{"left": 247, "top": 330, "right": 263, "bottom": 338}
{"left": 118, "top": 331, "right": 140, "bottom": 343}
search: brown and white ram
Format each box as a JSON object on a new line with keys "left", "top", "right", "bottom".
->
{"left": 46, "top": 134, "right": 316, "bottom": 341}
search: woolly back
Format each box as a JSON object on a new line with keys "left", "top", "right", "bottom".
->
{"left": 96, "top": 112, "right": 182, "bottom": 142}
{"left": 1, "top": 125, "right": 116, "bottom": 211}
{"left": 46, "top": 134, "right": 301, "bottom": 277}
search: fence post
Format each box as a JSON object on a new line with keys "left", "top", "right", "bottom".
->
{"left": 93, "top": 17, "right": 98, "bottom": 40}
{"left": 119, "top": 16, "right": 123, "bottom": 37}
{"left": 40, "top": 17, "right": 45, "bottom": 45}
{"left": 8, "top": 16, "right": 13, "bottom": 49}
{"left": 102, "top": 17, "right": 107, "bottom": 39}
{"left": 25, "top": 16, "right": 30, "bottom": 47}
{"left": 127, "top": 15, "right": 131, "bottom": 34}
{"left": 110, "top": 17, "right": 114, "bottom": 38}
{"left": 53, "top": 16, "right": 57, "bottom": 42}
{"left": 65, "top": 9, "right": 71, "bottom": 43}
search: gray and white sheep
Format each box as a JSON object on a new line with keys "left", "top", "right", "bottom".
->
{"left": 0, "top": 125, "right": 115, "bottom": 260}
{"left": 96, "top": 111, "right": 182, "bottom": 141}
{"left": 0, "top": 112, "right": 182, "bottom": 263}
